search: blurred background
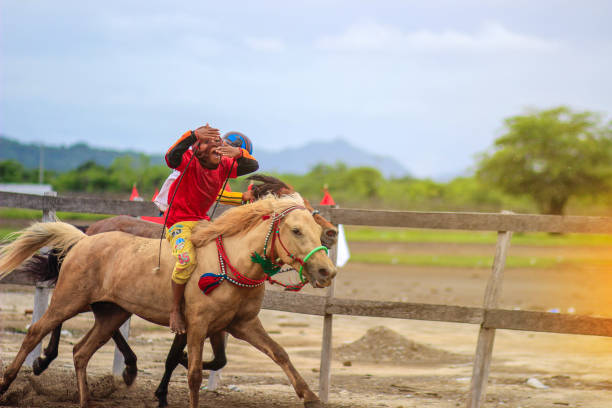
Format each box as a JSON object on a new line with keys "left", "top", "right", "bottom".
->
{"left": 2, "top": 1, "right": 612, "bottom": 316}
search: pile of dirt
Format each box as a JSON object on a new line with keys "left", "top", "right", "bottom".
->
{"left": 334, "top": 326, "right": 469, "bottom": 365}
{"left": 0, "top": 367, "right": 118, "bottom": 407}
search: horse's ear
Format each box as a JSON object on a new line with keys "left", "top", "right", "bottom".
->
{"left": 301, "top": 197, "right": 313, "bottom": 210}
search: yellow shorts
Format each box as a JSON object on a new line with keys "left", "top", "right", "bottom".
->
{"left": 166, "top": 221, "right": 199, "bottom": 284}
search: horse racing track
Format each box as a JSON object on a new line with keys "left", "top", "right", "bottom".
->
{"left": 3, "top": 240, "right": 612, "bottom": 407}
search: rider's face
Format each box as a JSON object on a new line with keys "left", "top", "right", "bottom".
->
{"left": 195, "top": 136, "right": 223, "bottom": 169}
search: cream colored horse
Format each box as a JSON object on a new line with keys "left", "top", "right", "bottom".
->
{"left": 0, "top": 194, "right": 336, "bottom": 408}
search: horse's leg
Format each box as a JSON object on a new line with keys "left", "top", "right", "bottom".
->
{"left": 154, "top": 333, "right": 187, "bottom": 408}
{"left": 177, "top": 331, "right": 227, "bottom": 370}
{"left": 154, "top": 331, "right": 227, "bottom": 408}
{"left": 32, "top": 323, "right": 62, "bottom": 375}
{"left": 111, "top": 323, "right": 137, "bottom": 386}
{"left": 0, "top": 301, "right": 83, "bottom": 396}
{"left": 202, "top": 331, "right": 227, "bottom": 370}
{"left": 186, "top": 328, "right": 206, "bottom": 408}
{"left": 73, "top": 302, "right": 130, "bottom": 408}
{"left": 229, "top": 318, "right": 321, "bottom": 408}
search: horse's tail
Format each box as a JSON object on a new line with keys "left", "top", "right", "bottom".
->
{"left": 0, "top": 222, "right": 86, "bottom": 280}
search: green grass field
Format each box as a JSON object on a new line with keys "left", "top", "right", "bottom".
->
{"left": 0, "top": 208, "right": 110, "bottom": 222}
{"left": 0, "top": 209, "right": 110, "bottom": 242}
{"left": 345, "top": 227, "right": 612, "bottom": 247}
{"left": 0, "top": 228, "right": 16, "bottom": 241}
{"left": 348, "top": 252, "right": 603, "bottom": 269}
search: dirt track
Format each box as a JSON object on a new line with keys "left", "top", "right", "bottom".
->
{"left": 2, "top": 240, "right": 612, "bottom": 407}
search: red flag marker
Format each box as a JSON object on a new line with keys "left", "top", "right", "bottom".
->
{"left": 320, "top": 186, "right": 336, "bottom": 206}
{"left": 129, "top": 185, "right": 140, "bottom": 201}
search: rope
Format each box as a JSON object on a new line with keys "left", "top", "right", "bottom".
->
{"left": 209, "top": 159, "right": 236, "bottom": 219}
{"left": 155, "top": 145, "right": 198, "bottom": 271}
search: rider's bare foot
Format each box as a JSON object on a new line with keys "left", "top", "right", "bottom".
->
{"left": 169, "top": 310, "right": 186, "bottom": 334}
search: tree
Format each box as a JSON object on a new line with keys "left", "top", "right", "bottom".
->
{"left": 0, "top": 160, "right": 28, "bottom": 182}
{"left": 477, "top": 106, "right": 612, "bottom": 215}
{"left": 0, "top": 160, "right": 44, "bottom": 183}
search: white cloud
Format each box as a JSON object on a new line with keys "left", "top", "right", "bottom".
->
{"left": 315, "top": 21, "right": 562, "bottom": 53}
{"left": 244, "top": 37, "right": 285, "bottom": 52}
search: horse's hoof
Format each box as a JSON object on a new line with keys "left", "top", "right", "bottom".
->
{"left": 32, "top": 358, "right": 45, "bottom": 375}
{"left": 122, "top": 365, "right": 137, "bottom": 386}
{"left": 304, "top": 400, "right": 323, "bottom": 408}
{"left": 0, "top": 378, "right": 10, "bottom": 396}
{"left": 154, "top": 389, "right": 168, "bottom": 408}
{"left": 156, "top": 396, "right": 168, "bottom": 408}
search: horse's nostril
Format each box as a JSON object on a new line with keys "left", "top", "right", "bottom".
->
{"left": 318, "top": 268, "right": 330, "bottom": 277}
{"left": 326, "top": 230, "right": 337, "bottom": 237}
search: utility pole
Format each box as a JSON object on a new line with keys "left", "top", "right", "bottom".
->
{"left": 39, "top": 144, "right": 44, "bottom": 184}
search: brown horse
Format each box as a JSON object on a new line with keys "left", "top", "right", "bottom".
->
{"left": 24, "top": 174, "right": 339, "bottom": 406}
{"left": 0, "top": 194, "right": 336, "bottom": 408}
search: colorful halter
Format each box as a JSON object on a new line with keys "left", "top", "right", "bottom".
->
{"left": 251, "top": 205, "right": 328, "bottom": 290}
{"left": 199, "top": 235, "right": 268, "bottom": 294}
{"left": 198, "top": 204, "right": 329, "bottom": 294}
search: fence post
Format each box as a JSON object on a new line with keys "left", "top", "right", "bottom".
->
{"left": 467, "top": 211, "right": 513, "bottom": 408}
{"left": 319, "top": 214, "right": 339, "bottom": 404}
{"left": 25, "top": 191, "right": 57, "bottom": 367}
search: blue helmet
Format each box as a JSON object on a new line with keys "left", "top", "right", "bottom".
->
{"left": 223, "top": 131, "right": 253, "bottom": 155}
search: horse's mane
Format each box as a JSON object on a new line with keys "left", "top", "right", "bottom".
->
{"left": 191, "top": 193, "right": 305, "bottom": 248}
{"left": 248, "top": 174, "right": 293, "bottom": 198}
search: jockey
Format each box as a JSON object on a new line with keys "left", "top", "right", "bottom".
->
{"left": 154, "top": 132, "right": 255, "bottom": 212}
{"left": 164, "top": 124, "right": 258, "bottom": 333}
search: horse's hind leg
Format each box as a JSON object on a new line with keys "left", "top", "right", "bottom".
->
{"left": 202, "top": 331, "right": 227, "bottom": 371}
{"left": 73, "top": 302, "right": 130, "bottom": 408}
{"left": 32, "top": 323, "right": 62, "bottom": 375}
{"left": 178, "top": 331, "right": 227, "bottom": 370}
{"left": 229, "top": 318, "right": 321, "bottom": 408}
{"left": 154, "top": 333, "right": 187, "bottom": 408}
{"left": 0, "top": 302, "right": 84, "bottom": 396}
{"left": 111, "top": 324, "right": 137, "bottom": 386}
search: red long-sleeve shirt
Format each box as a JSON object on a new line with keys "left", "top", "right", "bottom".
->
{"left": 164, "top": 130, "right": 258, "bottom": 228}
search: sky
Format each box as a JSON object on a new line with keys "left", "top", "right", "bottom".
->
{"left": 1, "top": 1, "right": 611, "bottom": 179}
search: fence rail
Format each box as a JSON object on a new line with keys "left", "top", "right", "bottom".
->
{"left": 2, "top": 190, "right": 612, "bottom": 408}
{"left": 7, "top": 191, "right": 612, "bottom": 232}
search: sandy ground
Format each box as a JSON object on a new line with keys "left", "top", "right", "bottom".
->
{"left": 2, "top": 240, "right": 612, "bottom": 407}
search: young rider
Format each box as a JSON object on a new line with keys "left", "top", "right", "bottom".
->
{"left": 164, "top": 124, "right": 258, "bottom": 333}
{"left": 155, "top": 132, "right": 256, "bottom": 212}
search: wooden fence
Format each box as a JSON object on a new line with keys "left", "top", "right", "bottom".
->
{"left": 2, "top": 191, "right": 612, "bottom": 408}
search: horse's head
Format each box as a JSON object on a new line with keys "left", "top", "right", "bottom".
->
{"left": 301, "top": 198, "right": 338, "bottom": 249}
{"left": 248, "top": 174, "right": 339, "bottom": 249}
{"left": 274, "top": 206, "right": 337, "bottom": 288}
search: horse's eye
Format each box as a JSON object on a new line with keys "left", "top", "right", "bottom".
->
{"left": 292, "top": 227, "right": 302, "bottom": 236}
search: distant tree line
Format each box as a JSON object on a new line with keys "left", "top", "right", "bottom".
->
{"left": 2, "top": 106, "right": 612, "bottom": 215}
{"left": 0, "top": 160, "right": 56, "bottom": 183}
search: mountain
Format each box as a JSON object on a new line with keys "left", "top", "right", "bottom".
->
{"left": 255, "top": 138, "right": 409, "bottom": 178}
{"left": 0, "top": 135, "right": 409, "bottom": 177}
{"left": 0, "top": 135, "right": 164, "bottom": 172}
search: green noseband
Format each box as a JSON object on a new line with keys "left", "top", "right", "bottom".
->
{"left": 298, "top": 245, "right": 329, "bottom": 283}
